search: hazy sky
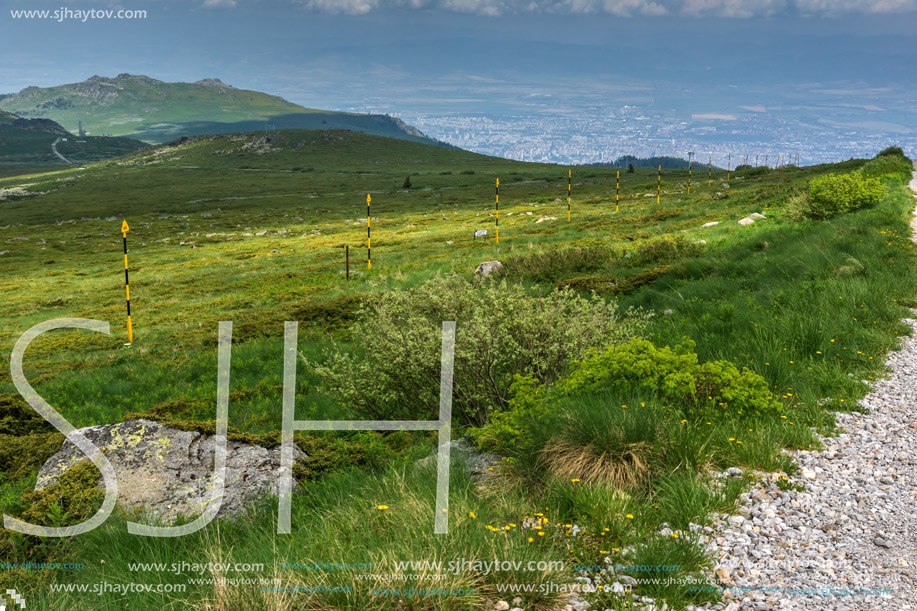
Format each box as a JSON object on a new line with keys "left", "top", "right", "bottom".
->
{"left": 2, "top": 0, "right": 914, "bottom": 112}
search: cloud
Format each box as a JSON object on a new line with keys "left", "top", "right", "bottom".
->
{"left": 202, "top": 0, "right": 238, "bottom": 7}
{"left": 285, "top": 0, "right": 917, "bottom": 16}
{"left": 679, "top": 0, "right": 788, "bottom": 17}
{"left": 794, "top": 0, "right": 917, "bottom": 15}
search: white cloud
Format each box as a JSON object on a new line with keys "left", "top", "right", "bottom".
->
{"left": 285, "top": 0, "right": 917, "bottom": 16}
{"left": 680, "top": 0, "right": 787, "bottom": 17}
{"left": 203, "top": 0, "right": 238, "bottom": 7}
{"left": 794, "top": 0, "right": 917, "bottom": 15}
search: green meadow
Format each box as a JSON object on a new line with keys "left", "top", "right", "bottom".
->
{"left": 0, "top": 130, "right": 914, "bottom": 610}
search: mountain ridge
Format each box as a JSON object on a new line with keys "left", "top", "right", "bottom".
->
{"left": 0, "top": 73, "right": 442, "bottom": 146}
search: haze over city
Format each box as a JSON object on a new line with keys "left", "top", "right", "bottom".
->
{"left": 3, "top": 0, "right": 915, "bottom": 164}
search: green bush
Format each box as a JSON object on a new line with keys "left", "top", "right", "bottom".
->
{"left": 469, "top": 374, "right": 549, "bottom": 452}
{"left": 497, "top": 245, "right": 613, "bottom": 283}
{"left": 807, "top": 171, "right": 884, "bottom": 218}
{"left": 877, "top": 146, "right": 905, "bottom": 157}
{"left": 736, "top": 166, "right": 770, "bottom": 178}
{"left": 472, "top": 338, "right": 783, "bottom": 454}
{"left": 628, "top": 237, "right": 702, "bottom": 266}
{"left": 309, "top": 274, "right": 650, "bottom": 427}
{"left": 557, "top": 338, "right": 782, "bottom": 418}
{"left": 860, "top": 152, "right": 913, "bottom": 183}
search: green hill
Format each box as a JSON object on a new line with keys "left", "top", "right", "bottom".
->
{"left": 0, "top": 108, "right": 146, "bottom": 177}
{"left": 0, "top": 130, "right": 914, "bottom": 610}
{"left": 0, "top": 74, "right": 442, "bottom": 146}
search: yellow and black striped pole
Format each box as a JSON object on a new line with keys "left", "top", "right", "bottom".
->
{"left": 495, "top": 178, "right": 500, "bottom": 244}
{"left": 366, "top": 193, "right": 371, "bottom": 270}
{"left": 121, "top": 220, "right": 133, "bottom": 344}
{"left": 615, "top": 170, "right": 620, "bottom": 213}
{"left": 656, "top": 165, "right": 661, "bottom": 205}
{"left": 708, "top": 156, "right": 711, "bottom": 186}
{"left": 727, "top": 153, "right": 731, "bottom": 183}
{"left": 744, "top": 154, "right": 749, "bottom": 168}
{"left": 567, "top": 169, "right": 571, "bottom": 222}
{"left": 687, "top": 157, "right": 692, "bottom": 194}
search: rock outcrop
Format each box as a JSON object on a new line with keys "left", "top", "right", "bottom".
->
{"left": 36, "top": 419, "right": 304, "bottom": 523}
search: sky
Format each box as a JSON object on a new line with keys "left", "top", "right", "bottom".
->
{"left": 1, "top": 0, "right": 915, "bottom": 161}
{"left": 1, "top": 0, "right": 914, "bottom": 99}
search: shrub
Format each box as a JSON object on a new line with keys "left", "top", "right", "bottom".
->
{"left": 557, "top": 338, "right": 782, "bottom": 418}
{"left": 860, "top": 152, "right": 913, "bottom": 183}
{"left": 558, "top": 339, "right": 697, "bottom": 398}
{"left": 877, "top": 146, "right": 904, "bottom": 157}
{"left": 469, "top": 374, "right": 549, "bottom": 452}
{"left": 736, "top": 166, "right": 770, "bottom": 178}
{"left": 807, "top": 171, "right": 884, "bottom": 218}
{"left": 497, "top": 245, "right": 613, "bottom": 283}
{"left": 308, "top": 274, "right": 649, "bottom": 427}
{"left": 629, "top": 237, "right": 701, "bottom": 266}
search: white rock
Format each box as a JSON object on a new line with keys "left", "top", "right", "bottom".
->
{"left": 474, "top": 260, "right": 503, "bottom": 277}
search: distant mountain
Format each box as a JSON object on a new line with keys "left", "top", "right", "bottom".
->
{"left": 0, "top": 74, "right": 445, "bottom": 146}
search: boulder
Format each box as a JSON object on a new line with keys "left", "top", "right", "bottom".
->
{"left": 474, "top": 260, "right": 503, "bottom": 278}
{"left": 701, "top": 221, "right": 719, "bottom": 228}
{"left": 738, "top": 213, "right": 766, "bottom": 226}
{"left": 36, "top": 419, "right": 304, "bottom": 523}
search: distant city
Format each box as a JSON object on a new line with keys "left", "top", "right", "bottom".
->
{"left": 400, "top": 107, "right": 916, "bottom": 168}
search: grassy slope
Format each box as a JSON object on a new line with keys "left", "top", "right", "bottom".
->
{"left": 0, "top": 131, "right": 914, "bottom": 610}
{"left": 0, "top": 75, "right": 439, "bottom": 145}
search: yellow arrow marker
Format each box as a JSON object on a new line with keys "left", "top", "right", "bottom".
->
{"left": 495, "top": 178, "right": 500, "bottom": 244}
{"left": 567, "top": 169, "right": 571, "bottom": 222}
{"left": 366, "top": 194, "right": 372, "bottom": 271}
{"left": 121, "top": 219, "right": 133, "bottom": 344}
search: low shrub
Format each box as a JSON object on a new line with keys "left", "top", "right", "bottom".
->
{"left": 309, "top": 274, "right": 650, "bottom": 427}
{"left": 469, "top": 374, "right": 550, "bottom": 453}
{"left": 806, "top": 171, "right": 884, "bottom": 218}
{"left": 736, "top": 166, "right": 770, "bottom": 178}
{"left": 877, "top": 146, "right": 905, "bottom": 157}
{"left": 473, "top": 338, "right": 782, "bottom": 454}
{"left": 628, "top": 237, "right": 701, "bottom": 266}
{"left": 860, "top": 152, "right": 913, "bottom": 183}
{"left": 497, "top": 245, "right": 613, "bottom": 283}
{"left": 557, "top": 338, "right": 782, "bottom": 418}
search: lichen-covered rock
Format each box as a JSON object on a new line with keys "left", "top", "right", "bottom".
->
{"left": 474, "top": 260, "right": 503, "bottom": 278}
{"left": 36, "top": 419, "right": 304, "bottom": 523}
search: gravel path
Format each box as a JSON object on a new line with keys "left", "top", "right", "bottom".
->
{"left": 51, "top": 137, "right": 74, "bottom": 165}
{"left": 700, "top": 162, "right": 917, "bottom": 611}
